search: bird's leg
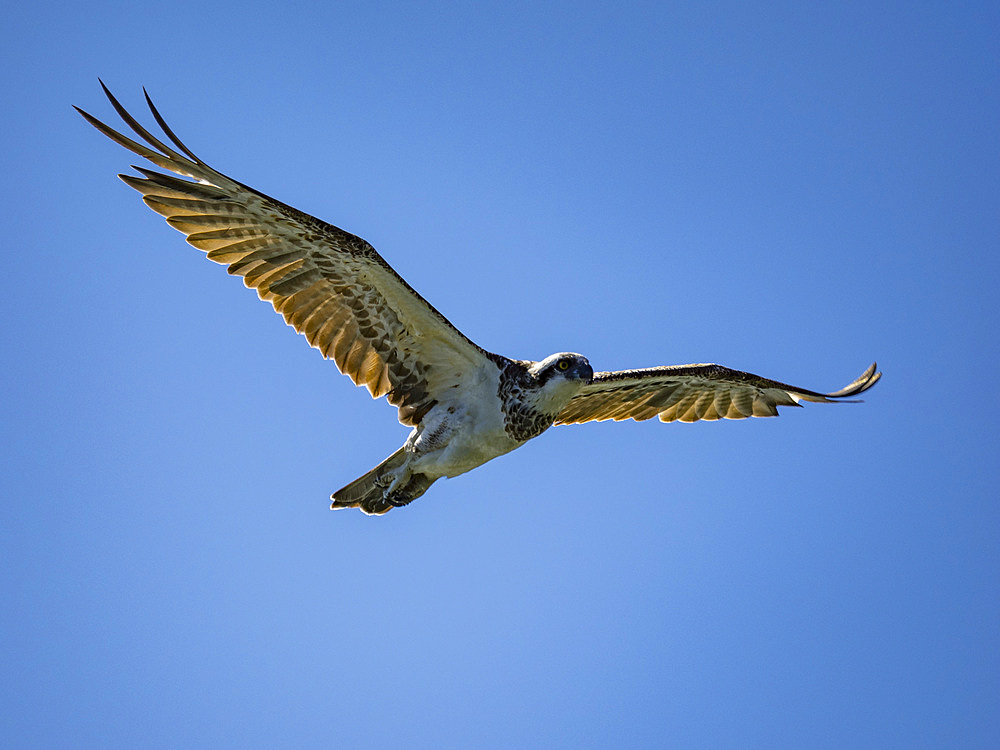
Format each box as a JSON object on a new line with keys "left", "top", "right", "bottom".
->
{"left": 385, "top": 473, "right": 437, "bottom": 507}
{"left": 380, "top": 470, "right": 409, "bottom": 499}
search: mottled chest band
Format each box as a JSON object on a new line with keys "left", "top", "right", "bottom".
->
{"left": 497, "top": 361, "right": 553, "bottom": 442}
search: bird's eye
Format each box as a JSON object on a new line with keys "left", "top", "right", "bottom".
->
{"left": 557, "top": 360, "right": 570, "bottom": 371}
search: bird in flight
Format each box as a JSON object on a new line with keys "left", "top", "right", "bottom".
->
{"left": 77, "top": 83, "right": 881, "bottom": 515}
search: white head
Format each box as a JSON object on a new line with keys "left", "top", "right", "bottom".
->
{"left": 526, "top": 352, "right": 594, "bottom": 413}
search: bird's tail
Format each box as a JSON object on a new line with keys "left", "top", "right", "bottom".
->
{"left": 331, "top": 447, "right": 436, "bottom": 515}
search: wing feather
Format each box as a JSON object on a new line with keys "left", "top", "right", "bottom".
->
{"left": 556, "top": 362, "right": 881, "bottom": 425}
{"left": 78, "top": 82, "right": 495, "bottom": 426}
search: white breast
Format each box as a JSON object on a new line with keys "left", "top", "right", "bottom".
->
{"left": 409, "top": 361, "right": 521, "bottom": 480}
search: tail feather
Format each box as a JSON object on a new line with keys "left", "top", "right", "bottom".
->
{"left": 331, "top": 447, "right": 437, "bottom": 515}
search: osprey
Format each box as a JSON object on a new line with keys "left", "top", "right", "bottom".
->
{"left": 77, "top": 83, "right": 881, "bottom": 515}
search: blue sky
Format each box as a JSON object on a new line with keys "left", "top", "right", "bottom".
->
{"left": 3, "top": 2, "right": 998, "bottom": 747}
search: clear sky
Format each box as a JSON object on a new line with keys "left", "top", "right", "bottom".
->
{"left": 3, "top": 2, "right": 998, "bottom": 748}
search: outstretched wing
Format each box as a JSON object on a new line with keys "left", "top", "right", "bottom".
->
{"left": 77, "top": 82, "right": 495, "bottom": 426}
{"left": 557, "top": 362, "right": 881, "bottom": 424}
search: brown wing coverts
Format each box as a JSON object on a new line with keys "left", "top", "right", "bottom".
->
{"left": 557, "top": 362, "right": 881, "bottom": 425}
{"left": 77, "top": 83, "right": 487, "bottom": 426}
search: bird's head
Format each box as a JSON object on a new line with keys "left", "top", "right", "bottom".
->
{"left": 526, "top": 352, "right": 594, "bottom": 412}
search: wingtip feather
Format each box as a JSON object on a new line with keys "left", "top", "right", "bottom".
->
{"left": 824, "top": 362, "right": 882, "bottom": 399}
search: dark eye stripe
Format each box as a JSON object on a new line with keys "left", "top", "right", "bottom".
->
{"left": 536, "top": 359, "right": 568, "bottom": 385}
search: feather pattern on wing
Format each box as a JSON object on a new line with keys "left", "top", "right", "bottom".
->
{"left": 556, "top": 362, "right": 881, "bottom": 425}
{"left": 76, "top": 82, "right": 494, "bottom": 426}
